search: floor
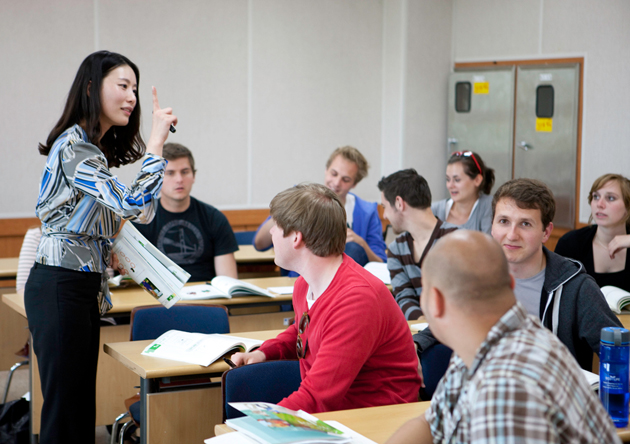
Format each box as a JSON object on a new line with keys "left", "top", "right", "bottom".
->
{"left": 0, "top": 367, "right": 135, "bottom": 443}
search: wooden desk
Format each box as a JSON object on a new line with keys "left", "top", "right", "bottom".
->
{"left": 234, "top": 245, "right": 275, "bottom": 264}
{"left": 1, "top": 277, "right": 296, "bottom": 438}
{"left": 0, "top": 257, "right": 18, "bottom": 280}
{"left": 215, "top": 400, "right": 630, "bottom": 443}
{"left": 234, "top": 245, "right": 277, "bottom": 278}
{"left": 105, "top": 330, "right": 281, "bottom": 444}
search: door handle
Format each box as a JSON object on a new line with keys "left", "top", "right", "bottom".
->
{"left": 447, "top": 138, "right": 458, "bottom": 153}
{"left": 518, "top": 141, "right": 533, "bottom": 151}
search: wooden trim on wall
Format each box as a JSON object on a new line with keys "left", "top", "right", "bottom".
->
{"left": 222, "top": 209, "right": 270, "bottom": 232}
{"left": 454, "top": 57, "right": 585, "bottom": 70}
{"left": 0, "top": 208, "right": 390, "bottom": 258}
{"left": 0, "top": 218, "right": 39, "bottom": 258}
{"left": 455, "top": 57, "right": 584, "bottom": 229}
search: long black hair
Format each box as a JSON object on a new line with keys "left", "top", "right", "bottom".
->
{"left": 38, "top": 51, "right": 145, "bottom": 168}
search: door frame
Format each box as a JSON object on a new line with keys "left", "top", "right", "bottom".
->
{"left": 454, "top": 58, "right": 585, "bottom": 233}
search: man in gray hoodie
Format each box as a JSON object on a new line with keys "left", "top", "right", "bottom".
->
{"left": 415, "top": 178, "right": 621, "bottom": 371}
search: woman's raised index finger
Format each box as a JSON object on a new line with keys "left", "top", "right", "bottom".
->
{"left": 152, "top": 86, "right": 160, "bottom": 112}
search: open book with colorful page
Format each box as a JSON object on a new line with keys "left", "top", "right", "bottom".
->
{"left": 141, "top": 331, "right": 263, "bottom": 366}
{"left": 112, "top": 223, "right": 190, "bottom": 308}
{"left": 224, "top": 403, "right": 352, "bottom": 444}
{"left": 180, "top": 276, "right": 278, "bottom": 300}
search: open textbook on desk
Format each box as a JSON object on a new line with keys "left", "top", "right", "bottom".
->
{"left": 602, "top": 286, "right": 630, "bottom": 314}
{"left": 180, "top": 276, "right": 279, "bottom": 300}
{"left": 141, "top": 330, "right": 263, "bottom": 366}
{"left": 112, "top": 222, "right": 190, "bottom": 308}
{"left": 221, "top": 403, "right": 357, "bottom": 444}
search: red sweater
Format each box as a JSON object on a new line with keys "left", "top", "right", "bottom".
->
{"left": 258, "top": 254, "right": 421, "bottom": 413}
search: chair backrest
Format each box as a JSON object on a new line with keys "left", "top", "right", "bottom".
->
{"left": 420, "top": 343, "right": 453, "bottom": 399}
{"left": 221, "top": 360, "right": 301, "bottom": 421}
{"left": 129, "top": 304, "right": 230, "bottom": 341}
{"left": 234, "top": 231, "right": 256, "bottom": 245}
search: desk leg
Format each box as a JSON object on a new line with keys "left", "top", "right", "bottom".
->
{"left": 140, "top": 378, "right": 148, "bottom": 444}
{"left": 28, "top": 337, "right": 38, "bottom": 444}
{"left": 140, "top": 377, "right": 158, "bottom": 444}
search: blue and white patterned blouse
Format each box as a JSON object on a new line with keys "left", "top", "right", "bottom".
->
{"left": 34, "top": 124, "right": 166, "bottom": 314}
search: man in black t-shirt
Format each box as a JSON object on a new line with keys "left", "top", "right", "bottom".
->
{"left": 133, "top": 143, "right": 238, "bottom": 282}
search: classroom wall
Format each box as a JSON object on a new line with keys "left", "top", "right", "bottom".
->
{"left": 0, "top": 0, "right": 452, "bottom": 219}
{"left": 451, "top": 0, "right": 630, "bottom": 223}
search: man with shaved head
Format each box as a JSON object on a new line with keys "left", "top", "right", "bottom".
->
{"left": 386, "top": 230, "right": 620, "bottom": 444}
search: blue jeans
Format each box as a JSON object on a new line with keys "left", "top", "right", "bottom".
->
{"left": 344, "top": 241, "right": 369, "bottom": 266}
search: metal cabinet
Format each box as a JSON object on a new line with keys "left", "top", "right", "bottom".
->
{"left": 447, "top": 63, "right": 580, "bottom": 229}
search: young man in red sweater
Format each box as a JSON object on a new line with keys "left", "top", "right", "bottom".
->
{"left": 232, "top": 183, "right": 421, "bottom": 413}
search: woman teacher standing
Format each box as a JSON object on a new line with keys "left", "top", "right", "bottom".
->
{"left": 556, "top": 173, "right": 630, "bottom": 291}
{"left": 431, "top": 150, "right": 495, "bottom": 233}
{"left": 24, "top": 51, "right": 177, "bottom": 444}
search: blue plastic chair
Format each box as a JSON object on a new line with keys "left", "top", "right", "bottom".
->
{"left": 129, "top": 304, "right": 230, "bottom": 341}
{"left": 221, "top": 360, "right": 301, "bottom": 421}
{"left": 111, "top": 304, "right": 230, "bottom": 444}
{"left": 234, "top": 231, "right": 256, "bottom": 245}
{"left": 420, "top": 343, "right": 453, "bottom": 399}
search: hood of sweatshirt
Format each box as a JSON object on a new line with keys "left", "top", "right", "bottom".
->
{"left": 542, "top": 246, "right": 584, "bottom": 293}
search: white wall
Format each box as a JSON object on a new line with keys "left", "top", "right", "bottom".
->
{"left": 452, "top": 0, "right": 630, "bottom": 223}
{"left": 0, "top": 0, "right": 453, "bottom": 218}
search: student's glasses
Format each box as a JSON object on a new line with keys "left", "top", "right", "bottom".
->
{"left": 296, "top": 312, "right": 310, "bottom": 359}
{"left": 451, "top": 151, "right": 482, "bottom": 175}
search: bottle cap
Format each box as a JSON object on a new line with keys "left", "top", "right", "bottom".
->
{"left": 601, "top": 327, "right": 630, "bottom": 346}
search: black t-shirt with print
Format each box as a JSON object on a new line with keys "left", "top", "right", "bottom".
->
{"left": 133, "top": 197, "right": 238, "bottom": 282}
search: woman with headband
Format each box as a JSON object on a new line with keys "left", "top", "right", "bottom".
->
{"left": 431, "top": 151, "right": 495, "bottom": 233}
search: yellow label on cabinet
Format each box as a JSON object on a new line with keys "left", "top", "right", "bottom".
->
{"left": 536, "top": 118, "right": 553, "bottom": 132}
{"left": 473, "top": 82, "right": 489, "bottom": 94}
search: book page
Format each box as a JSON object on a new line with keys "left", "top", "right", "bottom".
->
{"left": 224, "top": 335, "right": 265, "bottom": 352}
{"left": 581, "top": 369, "right": 599, "bottom": 390}
{"left": 364, "top": 262, "right": 391, "bottom": 285}
{"left": 112, "top": 237, "right": 180, "bottom": 308}
{"left": 211, "top": 276, "right": 275, "bottom": 297}
{"left": 601, "top": 286, "right": 630, "bottom": 314}
{"left": 180, "top": 284, "right": 229, "bottom": 300}
{"left": 121, "top": 223, "right": 191, "bottom": 285}
{"left": 141, "top": 331, "right": 262, "bottom": 366}
{"left": 267, "top": 286, "right": 294, "bottom": 295}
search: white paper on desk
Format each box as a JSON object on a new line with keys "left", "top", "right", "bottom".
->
{"left": 205, "top": 431, "right": 259, "bottom": 444}
{"left": 363, "top": 262, "right": 391, "bottom": 285}
{"left": 324, "top": 421, "right": 377, "bottom": 444}
{"left": 410, "top": 322, "right": 429, "bottom": 331}
{"left": 267, "top": 286, "right": 294, "bottom": 295}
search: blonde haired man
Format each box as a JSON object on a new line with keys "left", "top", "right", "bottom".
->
{"left": 253, "top": 146, "right": 386, "bottom": 268}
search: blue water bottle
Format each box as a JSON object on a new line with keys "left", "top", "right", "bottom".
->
{"left": 600, "top": 327, "right": 630, "bottom": 427}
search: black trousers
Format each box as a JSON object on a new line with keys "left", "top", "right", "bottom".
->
{"left": 24, "top": 263, "right": 101, "bottom": 444}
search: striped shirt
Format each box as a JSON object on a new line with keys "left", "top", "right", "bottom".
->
{"left": 16, "top": 227, "right": 42, "bottom": 292}
{"left": 426, "top": 303, "right": 620, "bottom": 443}
{"left": 33, "top": 125, "right": 165, "bottom": 314}
{"left": 387, "top": 220, "right": 456, "bottom": 320}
